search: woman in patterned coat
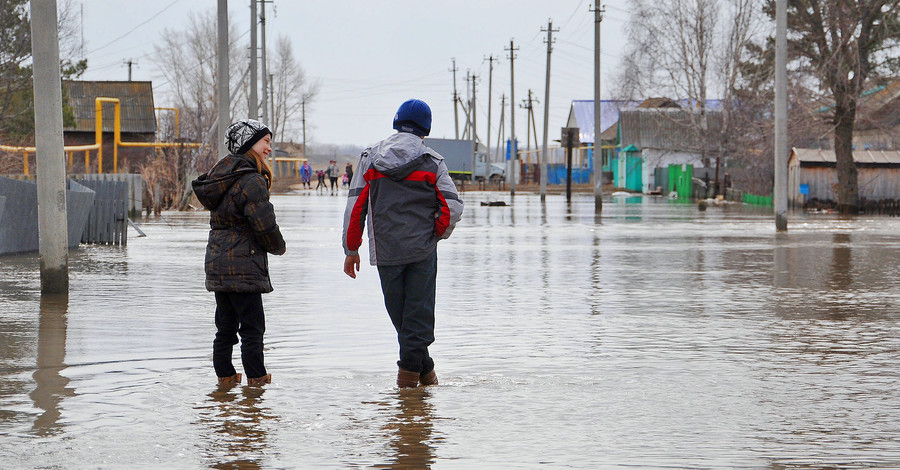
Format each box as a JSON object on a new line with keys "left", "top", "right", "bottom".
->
{"left": 192, "top": 119, "right": 286, "bottom": 387}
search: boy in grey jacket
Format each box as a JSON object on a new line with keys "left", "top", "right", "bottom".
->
{"left": 342, "top": 99, "right": 463, "bottom": 387}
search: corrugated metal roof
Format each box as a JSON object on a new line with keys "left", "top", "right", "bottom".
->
{"left": 569, "top": 98, "right": 723, "bottom": 144}
{"left": 63, "top": 80, "right": 157, "bottom": 134}
{"left": 620, "top": 108, "right": 723, "bottom": 151}
{"left": 792, "top": 148, "right": 900, "bottom": 165}
{"left": 568, "top": 100, "right": 640, "bottom": 144}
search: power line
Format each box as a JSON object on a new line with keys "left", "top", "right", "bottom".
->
{"left": 85, "top": 0, "right": 183, "bottom": 54}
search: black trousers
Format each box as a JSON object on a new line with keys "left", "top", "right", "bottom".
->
{"left": 213, "top": 291, "right": 267, "bottom": 379}
{"left": 377, "top": 250, "right": 437, "bottom": 374}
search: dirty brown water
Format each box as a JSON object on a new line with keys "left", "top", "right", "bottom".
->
{"left": 2, "top": 191, "right": 900, "bottom": 469}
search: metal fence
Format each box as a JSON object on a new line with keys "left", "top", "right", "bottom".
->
{"left": 0, "top": 177, "right": 96, "bottom": 255}
{"left": 74, "top": 179, "right": 128, "bottom": 246}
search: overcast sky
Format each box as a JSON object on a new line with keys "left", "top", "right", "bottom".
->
{"left": 76, "top": 0, "right": 630, "bottom": 149}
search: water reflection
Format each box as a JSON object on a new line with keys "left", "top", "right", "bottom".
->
{"left": 374, "top": 388, "right": 436, "bottom": 469}
{"left": 30, "top": 294, "right": 75, "bottom": 437}
{"left": 198, "top": 386, "right": 276, "bottom": 469}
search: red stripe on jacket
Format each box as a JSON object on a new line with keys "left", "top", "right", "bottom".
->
{"left": 346, "top": 183, "right": 369, "bottom": 251}
{"left": 352, "top": 167, "right": 450, "bottom": 243}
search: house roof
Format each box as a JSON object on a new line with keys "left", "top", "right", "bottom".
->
{"left": 620, "top": 108, "right": 723, "bottom": 152}
{"left": 568, "top": 100, "right": 641, "bottom": 144}
{"left": 568, "top": 98, "right": 723, "bottom": 144}
{"left": 791, "top": 147, "right": 900, "bottom": 165}
{"left": 63, "top": 80, "right": 157, "bottom": 134}
{"left": 856, "top": 79, "right": 900, "bottom": 130}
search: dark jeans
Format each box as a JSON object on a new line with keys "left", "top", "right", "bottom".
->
{"left": 213, "top": 291, "right": 267, "bottom": 379}
{"left": 377, "top": 249, "right": 437, "bottom": 374}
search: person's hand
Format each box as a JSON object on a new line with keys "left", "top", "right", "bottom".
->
{"left": 344, "top": 254, "right": 360, "bottom": 279}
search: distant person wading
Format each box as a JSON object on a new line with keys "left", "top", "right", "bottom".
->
{"left": 328, "top": 160, "right": 340, "bottom": 194}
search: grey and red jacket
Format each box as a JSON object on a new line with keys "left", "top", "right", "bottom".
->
{"left": 192, "top": 154, "right": 286, "bottom": 293}
{"left": 342, "top": 132, "right": 463, "bottom": 266}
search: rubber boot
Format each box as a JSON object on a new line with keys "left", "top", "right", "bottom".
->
{"left": 397, "top": 368, "right": 419, "bottom": 388}
{"left": 419, "top": 369, "right": 438, "bottom": 386}
{"left": 247, "top": 374, "right": 272, "bottom": 386}
{"left": 217, "top": 373, "right": 242, "bottom": 387}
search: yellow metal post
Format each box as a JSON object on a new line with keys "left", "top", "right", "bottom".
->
{"left": 24, "top": 151, "right": 29, "bottom": 175}
{"left": 95, "top": 99, "right": 103, "bottom": 173}
{"left": 114, "top": 102, "right": 120, "bottom": 173}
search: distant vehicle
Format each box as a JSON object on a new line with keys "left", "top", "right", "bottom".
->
{"left": 424, "top": 138, "right": 505, "bottom": 182}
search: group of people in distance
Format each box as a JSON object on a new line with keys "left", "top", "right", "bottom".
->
{"left": 299, "top": 159, "right": 354, "bottom": 195}
{"left": 191, "top": 99, "right": 464, "bottom": 389}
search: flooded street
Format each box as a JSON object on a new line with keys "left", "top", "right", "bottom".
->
{"left": 2, "top": 191, "right": 900, "bottom": 468}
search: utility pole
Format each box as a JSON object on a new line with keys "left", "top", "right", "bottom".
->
{"left": 470, "top": 72, "right": 478, "bottom": 184}
{"left": 249, "top": 0, "right": 258, "bottom": 119}
{"left": 505, "top": 39, "right": 519, "bottom": 196}
{"left": 123, "top": 59, "right": 137, "bottom": 81}
{"left": 470, "top": 72, "right": 478, "bottom": 145}
{"left": 485, "top": 54, "right": 496, "bottom": 171}
{"left": 774, "top": 0, "right": 788, "bottom": 231}
{"left": 217, "top": 0, "right": 229, "bottom": 158}
{"left": 450, "top": 58, "right": 459, "bottom": 139}
{"left": 31, "top": 0, "right": 69, "bottom": 293}
{"left": 269, "top": 73, "right": 275, "bottom": 135}
{"left": 521, "top": 90, "right": 539, "bottom": 150}
{"left": 540, "top": 19, "right": 558, "bottom": 201}
{"left": 260, "top": 0, "right": 269, "bottom": 125}
{"left": 260, "top": 0, "right": 273, "bottom": 168}
{"left": 495, "top": 94, "right": 506, "bottom": 161}
{"left": 301, "top": 98, "right": 307, "bottom": 158}
{"left": 592, "top": 2, "right": 605, "bottom": 214}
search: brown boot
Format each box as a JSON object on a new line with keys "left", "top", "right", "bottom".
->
{"left": 247, "top": 374, "right": 272, "bottom": 386}
{"left": 397, "top": 368, "right": 419, "bottom": 388}
{"left": 419, "top": 369, "right": 439, "bottom": 386}
{"left": 217, "top": 373, "right": 242, "bottom": 387}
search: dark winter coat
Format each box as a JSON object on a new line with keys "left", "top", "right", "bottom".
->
{"left": 192, "top": 154, "right": 286, "bottom": 293}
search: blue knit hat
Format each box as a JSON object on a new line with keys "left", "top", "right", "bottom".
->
{"left": 393, "top": 99, "right": 431, "bottom": 137}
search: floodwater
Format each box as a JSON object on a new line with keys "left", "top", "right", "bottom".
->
{"left": 2, "top": 190, "right": 900, "bottom": 469}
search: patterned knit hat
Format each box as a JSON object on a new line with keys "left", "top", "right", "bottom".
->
{"left": 225, "top": 119, "right": 272, "bottom": 155}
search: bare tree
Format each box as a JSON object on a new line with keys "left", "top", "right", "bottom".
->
{"left": 151, "top": 10, "right": 250, "bottom": 210}
{"left": 616, "top": 0, "right": 769, "bottom": 194}
{"left": 764, "top": 0, "right": 900, "bottom": 213}
{"left": 153, "top": 10, "right": 249, "bottom": 164}
{"left": 269, "top": 34, "right": 318, "bottom": 143}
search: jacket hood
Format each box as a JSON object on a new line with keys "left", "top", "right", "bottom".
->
{"left": 192, "top": 154, "right": 258, "bottom": 210}
{"left": 370, "top": 132, "right": 442, "bottom": 181}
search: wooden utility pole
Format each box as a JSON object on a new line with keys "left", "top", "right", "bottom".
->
{"left": 505, "top": 39, "right": 519, "bottom": 196}
{"left": 260, "top": 3, "right": 268, "bottom": 119}
{"left": 31, "top": 0, "right": 69, "bottom": 293}
{"left": 124, "top": 59, "right": 137, "bottom": 81}
{"left": 521, "top": 94, "right": 531, "bottom": 149}
{"left": 495, "top": 94, "right": 506, "bottom": 161}
{"left": 774, "top": 0, "right": 788, "bottom": 231}
{"left": 217, "top": 0, "right": 229, "bottom": 157}
{"left": 450, "top": 58, "right": 460, "bottom": 139}
{"left": 485, "top": 54, "right": 496, "bottom": 175}
{"left": 592, "top": 2, "right": 605, "bottom": 213}
{"left": 301, "top": 98, "right": 307, "bottom": 157}
{"left": 249, "top": 0, "right": 258, "bottom": 119}
{"left": 540, "top": 19, "right": 558, "bottom": 201}
{"left": 470, "top": 72, "right": 478, "bottom": 182}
